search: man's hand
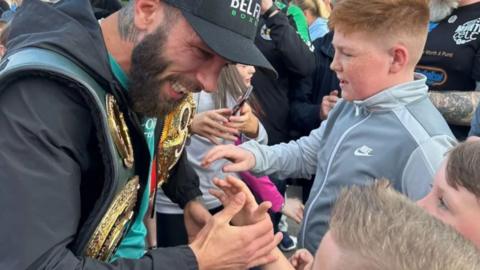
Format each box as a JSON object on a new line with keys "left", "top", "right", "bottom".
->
{"left": 282, "top": 198, "right": 304, "bottom": 224}
{"left": 210, "top": 175, "right": 271, "bottom": 226}
{"left": 210, "top": 176, "right": 295, "bottom": 270}
{"left": 226, "top": 103, "right": 259, "bottom": 138}
{"left": 289, "top": 249, "right": 314, "bottom": 270}
{"left": 202, "top": 144, "right": 256, "bottom": 173}
{"left": 189, "top": 192, "right": 283, "bottom": 270}
{"left": 190, "top": 108, "right": 239, "bottom": 144}
{"left": 184, "top": 199, "right": 212, "bottom": 243}
{"left": 320, "top": 90, "right": 339, "bottom": 120}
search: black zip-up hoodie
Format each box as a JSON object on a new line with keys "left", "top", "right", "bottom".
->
{"left": 0, "top": 0, "right": 198, "bottom": 269}
{"left": 252, "top": 11, "right": 315, "bottom": 145}
{"left": 289, "top": 31, "right": 340, "bottom": 136}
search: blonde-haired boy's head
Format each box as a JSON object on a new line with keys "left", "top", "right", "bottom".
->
{"left": 329, "top": 0, "right": 429, "bottom": 67}
{"left": 328, "top": 0, "right": 430, "bottom": 101}
{"left": 312, "top": 181, "right": 480, "bottom": 270}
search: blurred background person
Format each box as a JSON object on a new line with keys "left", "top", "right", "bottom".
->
{"left": 416, "top": 0, "right": 480, "bottom": 140}
{"left": 294, "top": 0, "right": 331, "bottom": 41}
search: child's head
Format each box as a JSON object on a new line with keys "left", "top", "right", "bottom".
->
{"left": 313, "top": 182, "right": 480, "bottom": 270}
{"left": 328, "top": 0, "right": 429, "bottom": 101}
{"left": 418, "top": 141, "right": 480, "bottom": 249}
{"left": 213, "top": 64, "right": 260, "bottom": 113}
{"left": 234, "top": 64, "right": 255, "bottom": 88}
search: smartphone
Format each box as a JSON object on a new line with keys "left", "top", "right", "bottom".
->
{"left": 231, "top": 86, "right": 254, "bottom": 115}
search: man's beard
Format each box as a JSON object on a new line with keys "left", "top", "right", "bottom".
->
{"left": 429, "top": 0, "right": 459, "bottom": 22}
{"left": 129, "top": 26, "right": 185, "bottom": 118}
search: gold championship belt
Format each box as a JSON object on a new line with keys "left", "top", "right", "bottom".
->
{"left": 83, "top": 93, "right": 195, "bottom": 261}
{"left": 84, "top": 94, "right": 140, "bottom": 261}
{"left": 156, "top": 93, "right": 196, "bottom": 187}
{"left": 84, "top": 176, "right": 140, "bottom": 261}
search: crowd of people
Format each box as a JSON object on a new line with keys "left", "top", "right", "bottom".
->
{"left": 1, "top": 0, "right": 480, "bottom": 269}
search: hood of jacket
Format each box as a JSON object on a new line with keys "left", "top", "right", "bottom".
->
{"left": 6, "top": 0, "right": 115, "bottom": 87}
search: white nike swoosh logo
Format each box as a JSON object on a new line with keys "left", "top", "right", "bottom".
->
{"left": 354, "top": 149, "right": 373, "bottom": 157}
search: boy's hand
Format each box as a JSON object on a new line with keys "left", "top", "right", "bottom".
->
{"left": 289, "top": 249, "right": 314, "bottom": 270}
{"left": 202, "top": 145, "right": 256, "bottom": 172}
{"left": 190, "top": 108, "right": 239, "bottom": 144}
{"left": 320, "top": 90, "right": 339, "bottom": 120}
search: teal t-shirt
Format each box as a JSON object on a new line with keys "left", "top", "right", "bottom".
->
{"left": 108, "top": 55, "right": 157, "bottom": 260}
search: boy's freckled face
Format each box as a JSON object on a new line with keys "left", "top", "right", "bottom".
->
{"left": 330, "top": 29, "right": 392, "bottom": 101}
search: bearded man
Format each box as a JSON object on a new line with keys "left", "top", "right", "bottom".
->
{"left": 0, "top": 0, "right": 281, "bottom": 269}
{"left": 429, "top": 0, "right": 458, "bottom": 22}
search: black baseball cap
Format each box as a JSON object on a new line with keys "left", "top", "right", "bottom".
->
{"left": 163, "top": 0, "right": 277, "bottom": 77}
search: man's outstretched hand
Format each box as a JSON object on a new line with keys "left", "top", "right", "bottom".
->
{"left": 210, "top": 175, "right": 272, "bottom": 226}
{"left": 189, "top": 187, "right": 282, "bottom": 270}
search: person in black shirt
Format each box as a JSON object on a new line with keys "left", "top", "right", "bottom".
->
{"left": 416, "top": 0, "right": 480, "bottom": 140}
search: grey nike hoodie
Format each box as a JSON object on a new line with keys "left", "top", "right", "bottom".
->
{"left": 241, "top": 73, "right": 456, "bottom": 253}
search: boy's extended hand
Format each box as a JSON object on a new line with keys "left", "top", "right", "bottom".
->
{"left": 202, "top": 144, "right": 256, "bottom": 172}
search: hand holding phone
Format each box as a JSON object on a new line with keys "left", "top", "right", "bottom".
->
{"left": 231, "top": 86, "right": 254, "bottom": 115}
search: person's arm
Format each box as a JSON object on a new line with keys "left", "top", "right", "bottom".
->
{"left": 0, "top": 77, "right": 198, "bottom": 269}
{"left": 202, "top": 120, "right": 326, "bottom": 179}
{"left": 289, "top": 76, "right": 322, "bottom": 134}
{"left": 285, "top": 4, "right": 311, "bottom": 45}
{"left": 261, "top": 249, "right": 295, "bottom": 270}
{"left": 184, "top": 197, "right": 212, "bottom": 243}
{"left": 263, "top": 3, "right": 315, "bottom": 77}
{"left": 428, "top": 90, "right": 480, "bottom": 126}
{"left": 243, "top": 119, "right": 326, "bottom": 180}
{"left": 289, "top": 79, "right": 339, "bottom": 134}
